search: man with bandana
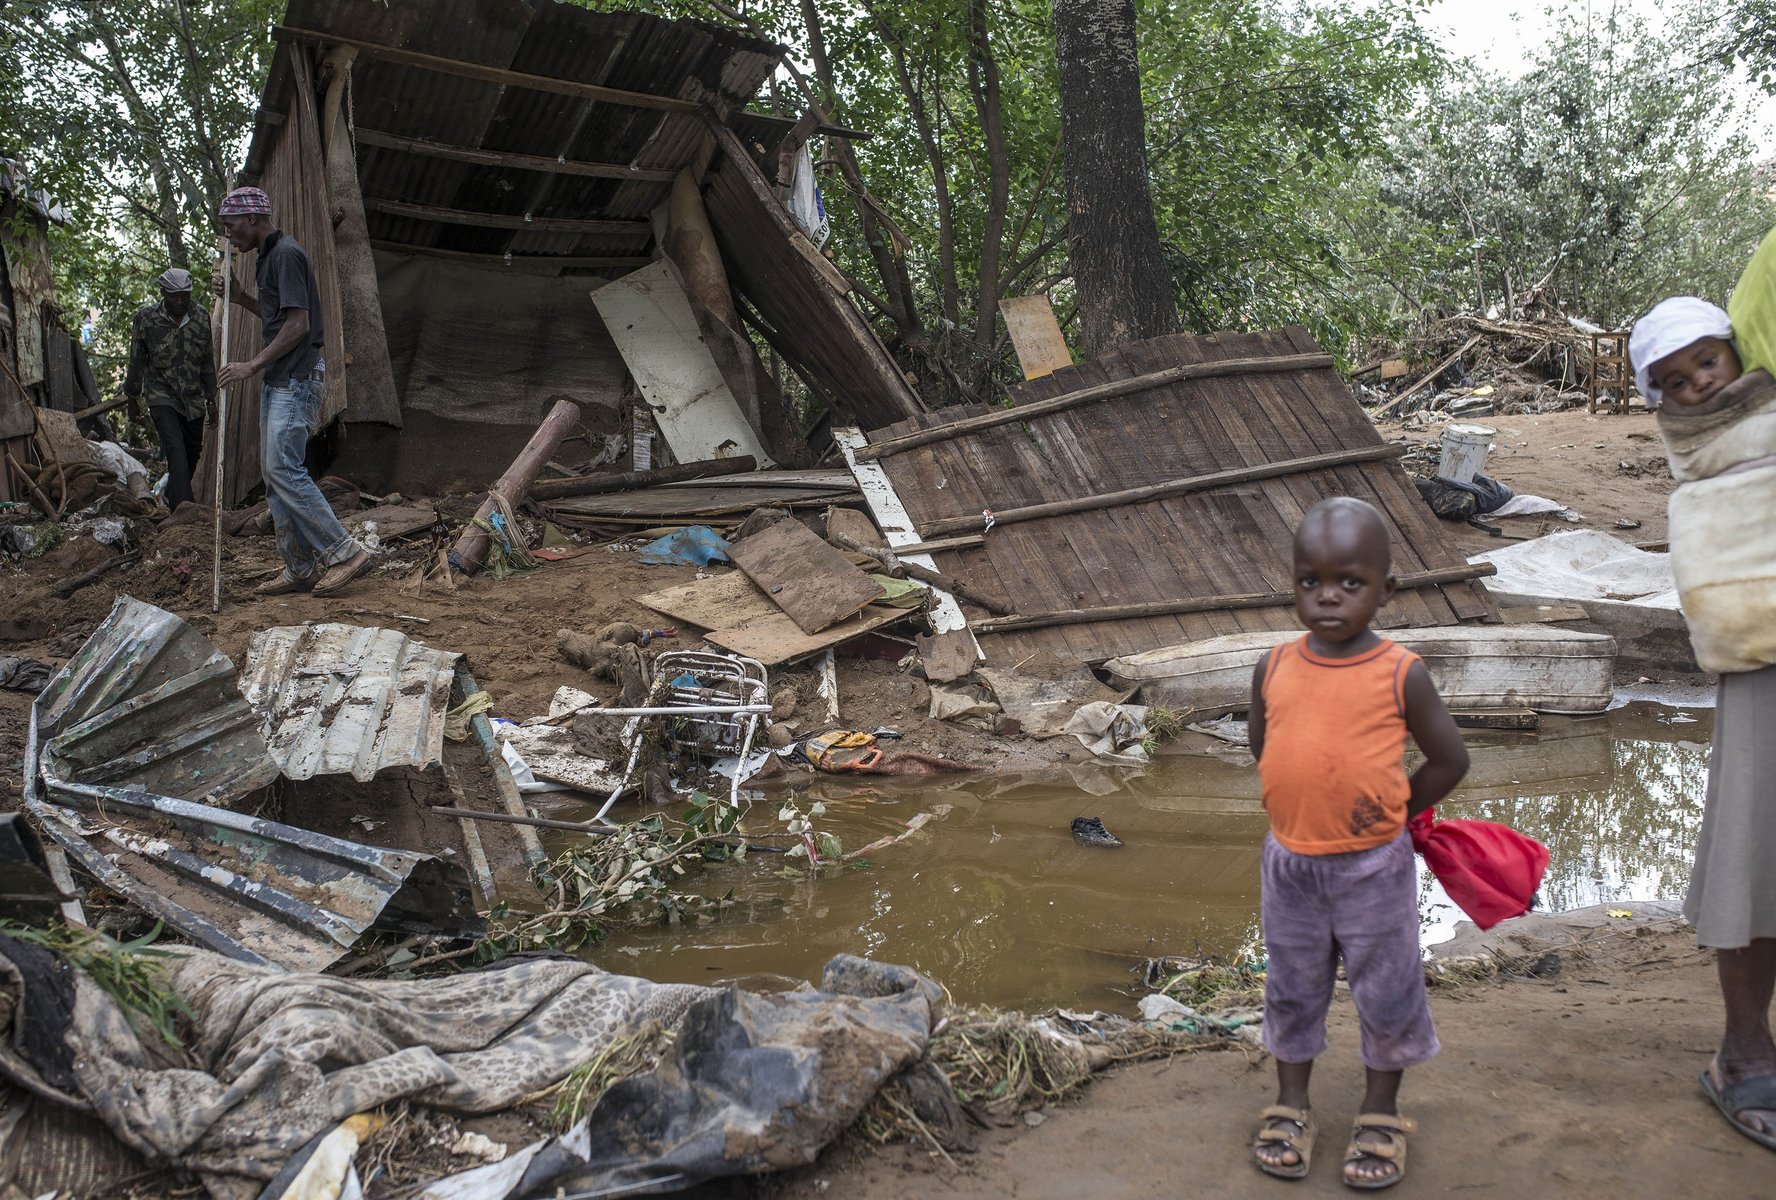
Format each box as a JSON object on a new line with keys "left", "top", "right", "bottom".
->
{"left": 215, "top": 186, "right": 369, "bottom": 596}
{"left": 123, "top": 267, "right": 214, "bottom": 511}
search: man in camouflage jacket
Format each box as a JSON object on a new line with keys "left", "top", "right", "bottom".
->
{"left": 123, "top": 268, "right": 214, "bottom": 510}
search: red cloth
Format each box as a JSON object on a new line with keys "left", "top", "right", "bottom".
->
{"left": 1408, "top": 809, "right": 1551, "bottom": 931}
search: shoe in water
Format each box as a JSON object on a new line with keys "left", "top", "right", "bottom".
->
{"left": 1071, "top": 816, "right": 1123, "bottom": 847}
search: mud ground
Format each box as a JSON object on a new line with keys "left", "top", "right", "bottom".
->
{"left": 740, "top": 917, "right": 1769, "bottom": 1199}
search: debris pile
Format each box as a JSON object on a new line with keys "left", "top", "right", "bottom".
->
{"left": 1357, "top": 312, "right": 1628, "bottom": 421}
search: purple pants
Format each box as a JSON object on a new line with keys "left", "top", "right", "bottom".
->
{"left": 1261, "top": 830, "right": 1439, "bottom": 1071}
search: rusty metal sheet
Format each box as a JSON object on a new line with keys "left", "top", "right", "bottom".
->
{"left": 25, "top": 598, "right": 481, "bottom": 971}
{"left": 241, "top": 623, "right": 461, "bottom": 783}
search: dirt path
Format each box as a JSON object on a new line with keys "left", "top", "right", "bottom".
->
{"left": 747, "top": 918, "right": 1769, "bottom": 1199}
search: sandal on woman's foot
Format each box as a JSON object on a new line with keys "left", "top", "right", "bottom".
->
{"left": 1701, "top": 1063, "right": 1776, "bottom": 1152}
{"left": 1342, "top": 1112, "right": 1414, "bottom": 1190}
{"left": 1253, "top": 1104, "right": 1315, "bottom": 1180}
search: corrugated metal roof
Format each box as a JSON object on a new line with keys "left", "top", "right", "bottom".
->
{"left": 26, "top": 598, "right": 480, "bottom": 972}
{"left": 240, "top": 623, "right": 460, "bottom": 783}
{"left": 245, "top": 0, "right": 784, "bottom": 268}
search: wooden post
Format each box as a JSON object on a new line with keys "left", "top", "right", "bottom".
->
{"left": 451, "top": 399, "right": 580, "bottom": 573}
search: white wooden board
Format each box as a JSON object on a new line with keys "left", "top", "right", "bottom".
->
{"left": 591, "top": 261, "right": 774, "bottom": 466}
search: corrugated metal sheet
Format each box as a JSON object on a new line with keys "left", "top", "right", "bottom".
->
{"left": 862, "top": 328, "right": 1499, "bottom": 665}
{"left": 240, "top": 623, "right": 460, "bottom": 783}
{"left": 245, "top": 0, "right": 783, "bottom": 267}
{"left": 29, "top": 595, "right": 280, "bottom": 805}
{"left": 25, "top": 598, "right": 480, "bottom": 972}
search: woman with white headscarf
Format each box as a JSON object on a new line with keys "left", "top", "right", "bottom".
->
{"left": 1629, "top": 230, "right": 1776, "bottom": 1154}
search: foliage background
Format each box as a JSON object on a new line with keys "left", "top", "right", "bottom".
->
{"left": 3, "top": 0, "right": 1772, "bottom": 400}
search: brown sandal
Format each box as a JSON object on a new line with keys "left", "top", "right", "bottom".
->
{"left": 1342, "top": 1112, "right": 1414, "bottom": 1190}
{"left": 1253, "top": 1104, "right": 1316, "bottom": 1180}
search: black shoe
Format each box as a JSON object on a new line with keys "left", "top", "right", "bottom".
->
{"left": 1071, "top": 816, "right": 1123, "bottom": 847}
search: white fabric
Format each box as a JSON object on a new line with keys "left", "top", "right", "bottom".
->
{"left": 1668, "top": 463, "right": 1776, "bottom": 672}
{"left": 1629, "top": 296, "right": 1733, "bottom": 405}
{"left": 1472, "top": 529, "right": 1679, "bottom": 608}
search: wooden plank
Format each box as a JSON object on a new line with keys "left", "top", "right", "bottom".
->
{"left": 727, "top": 516, "right": 885, "bottom": 634}
{"left": 919, "top": 443, "right": 1409, "bottom": 537}
{"left": 855, "top": 353, "right": 1335, "bottom": 462}
{"left": 368, "top": 240, "right": 651, "bottom": 272}
{"left": 531, "top": 456, "right": 758, "bottom": 501}
{"left": 1451, "top": 708, "right": 1541, "bottom": 731}
{"left": 702, "top": 122, "right": 924, "bottom": 429}
{"left": 274, "top": 26, "right": 701, "bottom": 114}
{"left": 636, "top": 571, "right": 908, "bottom": 667}
{"left": 974, "top": 563, "right": 1497, "bottom": 634}
{"left": 899, "top": 535, "right": 985, "bottom": 555}
{"left": 354, "top": 127, "right": 680, "bottom": 183}
{"left": 1498, "top": 603, "right": 1589, "bottom": 624}
{"left": 363, "top": 197, "right": 649, "bottom": 235}
{"left": 999, "top": 294, "right": 1073, "bottom": 379}
{"left": 835, "top": 426, "right": 977, "bottom": 646}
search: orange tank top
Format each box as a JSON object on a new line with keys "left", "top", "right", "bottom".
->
{"left": 1257, "top": 636, "right": 1418, "bottom": 856}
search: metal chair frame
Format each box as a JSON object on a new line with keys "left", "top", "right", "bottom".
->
{"left": 590, "top": 650, "right": 770, "bottom": 824}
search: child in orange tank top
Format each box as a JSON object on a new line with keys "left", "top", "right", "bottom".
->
{"left": 1246, "top": 498, "right": 1470, "bottom": 1189}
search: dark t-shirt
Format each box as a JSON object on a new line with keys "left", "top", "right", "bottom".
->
{"left": 255, "top": 229, "right": 325, "bottom": 386}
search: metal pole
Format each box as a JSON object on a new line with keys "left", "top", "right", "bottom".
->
{"left": 211, "top": 244, "right": 232, "bottom": 613}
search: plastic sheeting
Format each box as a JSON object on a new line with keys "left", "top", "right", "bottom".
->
{"left": 0, "top": 938, "right": 939, "bottom": 1200}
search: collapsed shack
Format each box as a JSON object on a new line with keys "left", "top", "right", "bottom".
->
{"left": 843, "top": 326, "right": 1498, "bottom": 668}
{"left": 201, "top": 0, "right": 925, "bottom": 504}
{"left": 1, "top": 159, "right": 111, "bottom": 507}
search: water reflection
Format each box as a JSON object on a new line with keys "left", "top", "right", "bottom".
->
{"left": 554, "top": 706, "right": 1712, "bottom": 1011}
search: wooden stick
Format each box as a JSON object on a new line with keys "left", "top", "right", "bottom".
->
{"left": 69, "top": 395, "right": 135, "bottom": 422}
{"left": 363, "top": 197, "right": 648, "bottom": 235}
{"left": 353, "top": 127, "right": 679, "bottom": 183}
{"left": 451, "top": 398, "right": 580, "bottom": 573}
{"left": 1380, "top": 335, "right": 1482, "bottom": 417}
{"left": 53, "top": 551, "right": 139, "bottom": 598}
{"left": 431, "top": 806, "right": 615, "bottom": 836}
{"left": 4, "top": 450, "right": 56, "bottom": 518}
{"left": 919, "top": 443, "right": 1409, "bottom": 538}
{"left": 212, "top": 242, "right": 232, "bottom": 614}
{"left": 973, "top": 563, "right": 1497, "bottom": 634}
{"left": 898, "top": 534, "right": 985, "bottom": 555}
{"left": 275, "top": 25, "right": 703, "bottom": 114}
{"left": 853, "top": 352, "right": 1335, "bottom": 462}
{"left": 530, "top": 455, "right": 757, "bottom": 501}
{"left": 832, "top": 532, "right": 1013, "bottom": 614}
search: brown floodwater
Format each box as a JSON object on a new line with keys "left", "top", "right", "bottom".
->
{"left": 547, "top": 703, "right": 1713, "bottom": 1012}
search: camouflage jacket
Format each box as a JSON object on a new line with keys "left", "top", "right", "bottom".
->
{"left": 123, "top": 301, "right": 216, "bottom": 420}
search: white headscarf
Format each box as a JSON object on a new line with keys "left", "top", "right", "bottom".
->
{"left": 1629, "top": 296, "right": 1734, "bottom": 406}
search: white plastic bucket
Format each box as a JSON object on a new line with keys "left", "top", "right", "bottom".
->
{"left": 1438, "top": 423, "right": 1496, "bottom": 484}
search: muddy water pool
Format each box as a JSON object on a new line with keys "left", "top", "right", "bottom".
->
{"left": 550, "top": 703, "right": 1713, "bottom": 1012}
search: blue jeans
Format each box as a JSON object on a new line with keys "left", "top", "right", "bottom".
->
{"left": 260, "top": 377, "right": 357, "bottom": 578}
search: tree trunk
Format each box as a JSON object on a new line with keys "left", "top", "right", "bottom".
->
{"left": 1051, "top": 0, "right": 1179, "bottom": 358}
